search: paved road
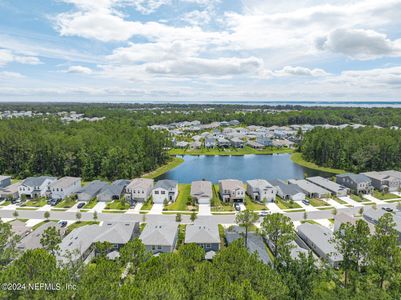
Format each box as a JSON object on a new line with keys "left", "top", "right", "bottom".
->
{"left": 1, "top": 202, "right": 397, "bottom": 225}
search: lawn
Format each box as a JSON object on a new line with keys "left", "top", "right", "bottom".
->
{"left": 291, "top": 152, "right": 346, "bottom": 174}
{"left": 309, "top": 198, "right": 329, "bottom": 207}
{"left": 65, "top": 221, "right": 99, "bottom": 235}
{"left": 22, "top": 198, "right": 47, "bottom": 207}
{"left": 55, "top": 198, "right": 77, "bottom": 208}
{"left": 275, "top": 197, "right": 301, "bottom": 210}
{"left": 0, "top": 200, "right": 11, "bottom": 206}
{"left": 373, "top": 191, "right": 400, "bottom": 200}
{"left": 211, "top": 184, "right": 234, "bottom": 212}
{"left": 164, "top": 184, "right": 191, "bottom": 211}
{"left": 332, "top": 197, "right": 347, "bottom": 205}
{"left": 83, "top": 199, "right": 97, "bottom": 209}
{"left": 301, "top": 220, "right": 319, "bottom": 225}
{"left": 142, "top": 157, "right": 184, "bottom": 179}
{"left": 105, "top": 200, "right": 130, "bottom": 210}
{"left": 141, "top": 198, "right": 153, "bottom": 211}
{"left": 245, "top": 195, "right": 267, "bottom": 211}
{"left": 349, "top": 194, "right": 364, "bottom": 202}
{"left": 168, "top": 146, "right": 293, "bottom": 156}
{"left": 176, "top": 224, "right": 186, "bottom": 249}
{"left": 32, "top": 220, "right": 49, "bottom": 230}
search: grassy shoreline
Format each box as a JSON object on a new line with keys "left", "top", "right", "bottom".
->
{"left": 168, "top": 146, "right": 293, "bottom": 156}
{"left": 291, "top": 152, "right": 346, "bottom": 174}
{"left": 142, "top": 157, "right": 184, "bottom": 179}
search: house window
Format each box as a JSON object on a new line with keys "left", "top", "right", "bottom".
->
{"left": 152, "top": 245, "right": 156, "bottom": 250}
{"left": 157, "top": 245, "right": 162, "bottom": 250}
{"left": 155, "top": 191, "right": 159, "bottom": 194}
{"left": 161, "top": 191, "right": 166, "bottom": 195}
{"left": 206, "top": 244, "right": 211, "bottom": 249}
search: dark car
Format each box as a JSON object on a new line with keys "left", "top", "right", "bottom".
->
{"left": 234, "top": 203, "right": 240, "bottom": 211}
{"left": 59, "top": 221, "right": 67, "bottom": 228}
{"left": 49, "top": 198, "right": 60, "bottom": 206}
{"left": 302, "top": 199, "right": 310, "bottom": 205}
{"left": 77, "top": 202, "right": 85, "bottom": 209}
{"left": 382, "top": 207, "right": 394, "bottom": 212}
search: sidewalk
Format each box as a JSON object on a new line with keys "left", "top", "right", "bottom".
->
{"left": 338, "top": 196, "right": 363, "bottom": 207}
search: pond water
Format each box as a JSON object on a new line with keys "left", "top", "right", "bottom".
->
{"left": 156, "top": 154, "right": 333, "bottom": 183}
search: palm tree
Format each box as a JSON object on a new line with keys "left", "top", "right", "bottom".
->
{"left": 235, "top": 209, "right": 258, "bottom": 248}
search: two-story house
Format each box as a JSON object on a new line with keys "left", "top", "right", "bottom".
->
{"left": 49, "top": 177, "right": 81, "bottom": 200}
{"left": 18, "top": 176, "right": 57, "bottom": 199}
{"left": 246, "top": 179, "right": 277, "bottom": 202}
{"left": 125, "top": 178, "right": 154, "bottom": 204}
{"left": 336, "top": 173, "right": 373, "bottom": 194}
{"left": 219, "top": 179, "right": 245, "bottom": 203}
{"left": 152, "top": 180, "right": 178, "bottom": 204}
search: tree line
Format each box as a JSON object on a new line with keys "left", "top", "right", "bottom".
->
{"left": 0, "top": 118, "right": 168, "bottom": 181}
{"left": 300, "top": 127, "right": 401, "bottom": 172}
{"left": 0, "top": 210, "right": 400, "bottom": 299}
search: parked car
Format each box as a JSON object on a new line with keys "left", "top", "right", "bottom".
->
{"left": 77, "top": 202, "right": 85, "bottom": 209}
{"left": 58, "top": 221, "right": 67, "bottom": 228}
{"left": 49, "top": 199, "right": 60, "bottom": 206}
{"left": 259, "top": 210, "right": 270, "bottom": 217}
{"left": 234, "top": 203, "right": 240, "bottom": 211}
{"left": 382, "top": 207, "right": 394, "bottom": 212}
{"left": 302, "top": 199, "right": 310, "bottom": 205}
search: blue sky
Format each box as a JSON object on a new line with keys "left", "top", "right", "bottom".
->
{"left": 0, "top": 0, "right": 401, "bottom": 102}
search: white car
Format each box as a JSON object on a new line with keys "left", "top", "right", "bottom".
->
{"left": 259, "top": 210, "right": 270, "bottom": 217}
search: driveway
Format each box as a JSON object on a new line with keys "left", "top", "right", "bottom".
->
{"left": 266, "top": 202, "right": 282, "bottom": 213}
{"left": 26, "top": 219, "right": 44, "bottom": 228}
{"left": 198, "top": 204, "right": 211, "bottom": 216}
{"left": 149, "top": 203, "right": 164, "bottom": 215}
{"left": 67, "top": 202, "right": 81, "bottom": 213}
{"left": 38, "top": 205, "right": 51, "bottom": 212}
{"left": 363, "top": 194, "right": 385, "bottom": 204}
{"left": 90, "top": 202, "right": 107, "bottom": 213}
{"left": 298, "top": 201, "right": 318, "bottom": 212}
{"left": 338, "top": 196, "right": 363, "bottom": 207}
{"left": 324, "top": 198, "right": 346, "bottom": 209}
{"left": 125, "top": 202, "right": 143, "bottom": 214}
{"left": 238, "top": 203, "right": 246, "bottom": 211}
{"left": 315, "top": 219, "right": 334, "bottom": 231}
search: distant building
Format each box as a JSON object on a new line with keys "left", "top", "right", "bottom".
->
{"left": 152, "top": 180, "right": 178, "bottom": 204}
{"left": 0, "top": 176, "right": 11, "bottom": 188}
{"left": 49, "top": 177, "right": 81, "bottom": 200}
{"left": 185, "top": 224, "right": 220, "bottom": 252}
{"left": 18, "top": 176, "right": 57, "bottom": 199}
{"left": 306, "top": 176, "right": 349, "bottom": 197}
{"left": 362, "top": 171, "right": 401, "bottom": 192}
{"left": 0, "top": 182, "right": 21, "bottom": 200}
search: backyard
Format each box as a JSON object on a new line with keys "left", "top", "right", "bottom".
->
{"left": 164, "top": 184, "right": 192, "bottom": 211}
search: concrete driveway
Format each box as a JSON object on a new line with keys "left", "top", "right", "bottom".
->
{"left": 338, "top": 196, "right": 363, "bottom": 207}
{"left": 38, "top": 205, "right": 51, "bottom": 212}
{"left": 266, "top": 202, "right": 282, "bottom": 213}
{"left": 149, "top": 203, "right": 164, "bottom": 215}
{"left": 198, "top": 204, "right": 211, "bottom": 216}
{"left": 324, "top": 198, "right": 346, "bottom": 209}
{"left": 90, "top": 202, "right": 106, "bottom": 213}
{"left": 363, "top": 194, "right": 385, "bottom": 204}
{"left": 298, "top": 201, "right": 318, "bottom": 211}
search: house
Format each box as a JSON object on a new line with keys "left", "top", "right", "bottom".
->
{"left": 334, "top": 212, "right": 375, "bottom": 233}
{"left": 191, "top": 180, "right": 213, "bottom": 204}
{"left": 256, "top": 136, "right": 273, "bottom": 147}
{"left": 297, "top": 223, "right": 343, "bottom": 268}
{"left": 176, "top": 141, "right": 189, "bottom": 148}
{"left": 185, "top": 224, "right": 220, "bottom": 254}
{"left": 205, "top": 137, "right": 216, "bottom": 148}
{"left": 76, "top": 180, "right": 108, "bottom": 202}
{"left": 18, "top": 176, "right": 57, "bottom": 199}
{"left": 17, "top": 221, "right": 65, "bottom": 250}
{"left": 363, "top": 208, "right": 401, "bottom": 240}
{"left": 190, "top": 141, "right": 202, "bottom": 149}
{"left": 10, "top": 220, "right": 31, "bottom": 237}
{"left": 152, "top": 180, "right": 178, "bottom": 204}
{"left": 0, "top": 182, "right": 21, "bottom": 200}
{"left": 97, "top": 179, "right": 130, "bottom": 202}
{"left": 125, "top": 178, "right": 154, "bottom": 204}
{"left": 230, "top": 137, "right": 244, "bottom": 148}
{"left": 0, "top": 176, "right": 11, "bottom": 188}
{"left": 246, "top": 179, "right": 276, "bottom": 202}
{"left": 217, "top": 137, "right": 231, "bottom": 148}
{"left": 229, "top": 120, "right": 240, "bottom": 126}
{"left": 219, "top": 179, "right": 245, "bottom": 203}
{"left": 336, "top": 173, "right": 373, "bottom": 194}
{"left": 306, "top": 176, "right": 349, "bottom": 197}
{"left": 247, "top": 141, "right": 265, "bottom": 149}
{"left": 49, "top": 177, "right": 81, "bottom": 200}
{"left": 57, "top": 222, "right": 139, "bottom": 263}
{"left": 362, "top": 171, "right": 401, "bottom": 192}
{"left": 271, "top": 180, "right": 305, "bottom": 201}
{"left": 288, "top": 179, "right": 330, "bottom": 198}
{"left": 380, "top": 170, "right": 401, "bottom": 181}
{"left": 140, "top": 222, "right": 179, "bottom": 254}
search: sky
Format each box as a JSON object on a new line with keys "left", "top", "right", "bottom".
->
{"left": 0, "top": 0, "right": 401, "bottom": 102}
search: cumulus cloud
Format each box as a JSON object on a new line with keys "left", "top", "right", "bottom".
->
{"left": 66, "top": 65, "right": 93, "bottom": 74}
{"left": 0, "top": 71, "right": 25, "bottom": 79}
{"left": 128, "top": 0, "right": 171, "bottom": 14}
{"left": 316, "top": 28, "right": 401, "bottom": 60}
{"left": 274, "top": 66, "right": 330, "bottom": 77}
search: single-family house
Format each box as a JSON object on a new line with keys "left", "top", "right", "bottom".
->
{"left": 380, "top": 170, "right": 401, "bottom": 181}
{"left": 190, "top": 141, "right": 202, "bottom": 149}
{"left": 246, "top": 179, "right": 276, "bottom": 202}
{"left": 140, "top": 222, "right": 179, "bottom": 254}
{"left": 297, "top": 223, "right": 343, "bottom": 268}
{"left": 362, "top": 171, "right": 400, "bottom": 192}
{"left": 256, "top": 136, "right": 273, "bottom": 147}
{"left": 247, "top": 141, "right": 265, "bottom": 149}
{"left": 219, "top": 179, "right": 245, "bottom": 203}
{"left": 152, "top": 180, "right": 178, "bottom": 204}
{"left": 0, "top": 176, "right": 11, "bottom": 188}
{"left": 176, "top": 141, "right": 189, "bottom": 148}
{"left": 217, "top": 137, "right": 230, "bottom": 148}
{"left": 336, "top": 173, "right": 373, "bottom": 194}
{"left": 57, "top": 222, "right": 139, "bottom": 263}
{"left": 205, "top": 137, "right": 216, "bottom": 148}
{"left": 230, "top": 137, "right": 244, "bottom": 148}
{"left": 0, "top": 182, "right": 21, "bottom": 200}
{"left": 191, "top": 180, "right": 213, "bottom": 204}
{"left": 17, "top": 221, "right": 65, "bottom": 250}
{"left": 334, "top": 212, "right": 375, "bottom": 234}
{"left": 185, "top": 224, "right": 220, "bottom": 253}
{"left": 363, "top": 208, "right": 401, "bottom": 241}
{"left": 10, "top": 220, "right": 31, "bottom": 237}
{"left": 97, "top": 179, "right": 130, "bottom": 202}
{"left": 125, "top": 178, "right": 154, "bottom": 204}
{"left": 76, "top": 180, "right": 108, "bottom": 202}
{"left": 288, "top": 179, "right": 330, "bottom": 198}
{"left": 271, "top": 180, "right": 305, "bottom": 201}
{"left": 306, "top": 176, "right": 349, "bottom": 197}
{"left": 49, "top": 177, "right": 81, "bottom": 200}
{"left": 18, "top": 176, "right": 57, "bottom": 199}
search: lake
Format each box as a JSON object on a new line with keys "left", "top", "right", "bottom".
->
{"left": 156, "top": 154, "right": 333, "bottom": 183}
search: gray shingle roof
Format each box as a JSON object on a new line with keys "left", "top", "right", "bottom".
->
{"left": 50, "top": 177, "right": 81, "bottom": 189}
{"left": 337, "top": 173, "right": 371, "bottom": 183}
{"left": 140, "top": 222, "right": 178, "bottom": 246}
{"left": 154, "top": 180, "right": 178, "bottom": 191}
{"left": 185, "top": 224, "right": 220, "bottom": 244}
{"left": 190, "top": 181, "right": 212, "bottom": 199}
{"left": 76, "top": 180, "right": 108, "bottom": 196}
{"left": 22, "top": 176, "right": 57, "bottom": 188}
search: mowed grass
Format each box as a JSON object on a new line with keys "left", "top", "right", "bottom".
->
{"left": 309, "top": 198, "right": 329, "bottom": 207}
{"left": 65, "top": 221, "right": 99, "bottom": 235}
{"left": 373, "top": 191, "right": 400, "bottom": 200}
{"left": 350, "top": 194, "right": 364, "bottom": 202}
{"left": 291, "top": 152, "right": 346, "bottom": 174}
{"left": 105, "top": 200, "right": 130, "bottom": 210}
{"left": 245, "top": 195, "right": 267, "bottom": 211}
{"left": 141, "top": 198, "right": 153, "bottom": 210}
{"left": 211, "top": 184, "right": 234, "bottom": 212}
{"left": 164, "top": 184, "right": 191, "bottom": 211}
{"left": 275, "top": 197, "right": 301, "bottom": 210}
{"left": 83, "top": 199, "right": 97, "bottom": 209}
{"left": 142, "top": 157, "right": 184, "bottom": 179}
{"left": 55, "top": 198, "right": 77, "bottom": 208}
{"left": 22, "top": 198, "right": 47, "bottom": 207}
